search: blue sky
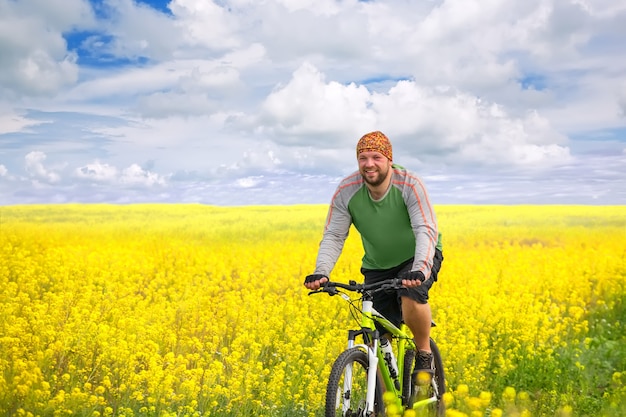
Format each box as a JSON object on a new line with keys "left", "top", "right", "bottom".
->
{"left": 1, "top": 0, "right": 625, "bottom": 205}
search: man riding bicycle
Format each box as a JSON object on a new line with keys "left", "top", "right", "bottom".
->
{"left": 304, "top": 130, "right": 444, "bottom": 381}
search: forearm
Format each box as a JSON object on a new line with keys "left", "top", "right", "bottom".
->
{"left": 314, "top": 187, "right": 352, "bottom": 277}
{"left": 314, "top": 231, "right": 347, "bottom": 276}
{"left": 405, "top": 179, "right": 439, "bottom": 277}
{"left": 411, "top": 225, "right": 438, "bottom": 277}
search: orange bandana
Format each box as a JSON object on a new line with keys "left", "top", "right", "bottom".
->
{"left": 356, "top": 131, "right": 393, "bottom": 161}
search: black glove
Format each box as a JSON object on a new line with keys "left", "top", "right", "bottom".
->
{"left": 398, "top": 270, "right": 425, "bottom": 282}
{"left": 304, "top": 274, "right": 327, "bottom": 285}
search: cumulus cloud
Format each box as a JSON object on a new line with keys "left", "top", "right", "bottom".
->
{"left": 0, "top": 0, "right": 624, "bottom": 205}
{"left": 87, "top": 0, "right": 182, "bottom": 61}
{"left": 256, "top": 63, "right": 570, "bottom": 167}
{"left": 0, "top": 164, "right": 7, "bottom": 177}
{"left": 259, "top": 62, "right": 373, "bottom": 141}
{"left": 25, "top": 151, "right": 61, "bottom": 183}
{"left": 169, "top": 0, "right": 241, "bottom": 51}
{"left": 235, "top": 176, "right": 262, "bottom": 189}
{"left": 75, "top": 161, "right": 118, "bottom": 182}
{"left": 120, "top": 164, "right": 167, "bottom": 186}
{"left": 75, "top": 160, "right": 167, "bottom": 187}
{"left": 0, "top": 0, "right": 91, "bottom": 97}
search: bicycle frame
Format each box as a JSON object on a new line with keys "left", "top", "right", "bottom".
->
{"left": 338, "top": 291, "right": 439, "bottom": 414}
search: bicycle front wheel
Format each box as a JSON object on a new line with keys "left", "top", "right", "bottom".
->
{"left": 325, "top": 347, "right": 384, "bottom": 417}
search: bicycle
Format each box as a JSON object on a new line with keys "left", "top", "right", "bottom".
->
{"left": 309, "top": 278, "right": 445, "bottom": 417}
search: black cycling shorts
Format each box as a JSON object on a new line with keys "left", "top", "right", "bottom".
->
{"left": 361, "top": 248, "right": 443, "bottom": 331}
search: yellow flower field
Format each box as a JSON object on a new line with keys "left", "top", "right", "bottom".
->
{"left": 0, "top": 204, "right": 624, "bottom": 417}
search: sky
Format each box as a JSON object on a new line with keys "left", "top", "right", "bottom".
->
{"left": 1, "top": 0, "right": 625, "bottom": 206}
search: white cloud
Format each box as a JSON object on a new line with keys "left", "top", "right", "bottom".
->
{"left": 619, "top": 82, "right": 626, "bottom": 117}
{"left": 25, "top": 151, "right": 61, "bottom": 183}
{"left": 136, "top": 92, "right": 217, "bottom": 118}
{"left": 270, "top": 0, "right": 345, "bottom": 15}
{"left": 235, "top": 176, "right": 262, "bottom": 188}
{"left": 62, "top": 43, "right": 264, "bottom": 117}
{"left": 75, "top": 161, "right": 118, "bottom": 182}
{"left": 256, "top": 63, "right": 570, "bottom": 167}
{"left": 231, "top": 149, "right": 282, "bottom": 172}
{"left": 0, "top": 164, "right": 7, "bottom": 177}
{"left": 0, "top": 0, "right": 90, "bottom": 97}
{"left": 7, "top": 0, "right": 94, "bottom": 29}
{"left": 0, "top": 111, "right": 49, "bottom": 135}
{"left": 75, "top": 160, "right": 167, "bottom": 187}
{"left": 99, "top": 0, "right": 182, "bottom": 60}
{"left": 169, "top": 0, "right": 241, "bottom": 51}
{"left": 0, "top": 0, "right": 624, "bottom": 205}
{"left": 120, "top": 164, "right": 167, "bottom": 187}
{"left": 259, "top": 62, "right": 373, "bottom": 140}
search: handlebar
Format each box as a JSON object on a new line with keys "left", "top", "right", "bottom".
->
{"left": 308, "top": 278, "right": 405, "bottom": 297}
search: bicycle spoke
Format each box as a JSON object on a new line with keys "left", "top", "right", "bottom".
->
{"left": 326, "top": 348, "right": 382, "bottom": 417}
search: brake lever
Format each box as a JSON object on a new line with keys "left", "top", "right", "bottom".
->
{"left": 325, "top": 286, "right": 339, "bottom": 296}
{"left": 307, "top": 286, "right": 339, "bottom": 296}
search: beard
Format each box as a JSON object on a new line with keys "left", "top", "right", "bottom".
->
{"left": 360, "top": 165, "right": 389, "bottom": 187}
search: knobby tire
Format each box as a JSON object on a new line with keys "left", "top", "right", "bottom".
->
{"left": 325, "top": 347, "right": 384, "bottom": 417}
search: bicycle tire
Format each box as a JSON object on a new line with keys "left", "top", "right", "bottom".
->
{"left": 402, "top": 349, "right": 415, "bottom": 406}
{"left": 325, "top": 347, "right": 385, "bottom": 417}
{"left": 431, "top": 339, "right": 446, "bottom": 417}
{"left": 403, "top": 339, "right": 446, "bottom": 416}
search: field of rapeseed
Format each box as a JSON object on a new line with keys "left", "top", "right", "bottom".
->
{"left": 0, "top": 204, "right": 624, "bottom": 417}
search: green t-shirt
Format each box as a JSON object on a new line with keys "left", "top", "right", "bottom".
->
{"left": 315, "top": 165, "right": 442, "bottom": 276}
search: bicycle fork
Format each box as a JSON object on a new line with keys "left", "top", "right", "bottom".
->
{"left": 344, "top": 300, "right": 380, "bottom": 416}
{"left": 365, "top": 340, "right": 379, "bottom": 414}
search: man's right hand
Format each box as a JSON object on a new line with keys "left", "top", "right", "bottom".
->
{"left": 304, "top": 274, "right": 328, "bottom": 290}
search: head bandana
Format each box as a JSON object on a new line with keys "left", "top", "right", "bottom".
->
{"left": 356, "top": 131, "right": 393, "bottom": 161}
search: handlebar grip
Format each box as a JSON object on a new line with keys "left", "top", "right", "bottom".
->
{"left": 304, "top": 273, "right": 327, "bottom": 285}
{"left": 307, "top": 283, "right": 339, "bottom": 296}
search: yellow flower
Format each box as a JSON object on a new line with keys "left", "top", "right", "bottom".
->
{"left": 491, "top": 408, "right": 503, "bottom": 417}
{"left": 557, "top": 405, "right": 573, "bottom": 417}
{"left": 1, "top": 204, "right": 624, "bottom": 416}
{"left": 456, "top": 384, "right": 470, "bottom": 398}
{"left": 478, "top": 391, "right": 492, "bottom": 407}
{"left": 443, "top": 391, "right": 455, "bottom": 407}
{"left": 503, "top": 386, "right": 516, "bottom": 402}
{"left": 383, "top": 390, "right": 397, "bottom": 404}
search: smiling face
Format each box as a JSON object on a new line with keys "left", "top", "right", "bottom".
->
{"left": 358, "top": 150, "right": 392, "bottom": 187}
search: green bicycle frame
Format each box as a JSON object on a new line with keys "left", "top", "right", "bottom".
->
{"left": 347, "top": 297, "right": 416, "bottom": 412}
{"left": 347, "top": 296, "right": 439, "bottom": 413}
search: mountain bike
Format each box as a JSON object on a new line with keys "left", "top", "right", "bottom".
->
{"left": 309, "top": 278, "right": 445, "bottom": 417}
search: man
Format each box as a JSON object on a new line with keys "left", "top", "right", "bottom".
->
{"left": 304, "top": 130, "right": 443, "bottom": 378}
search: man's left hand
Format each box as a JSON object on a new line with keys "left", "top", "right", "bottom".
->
{"left": 399, "top": 270, "right": 425, "bottom": 288}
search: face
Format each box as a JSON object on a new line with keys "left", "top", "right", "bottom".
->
{"left": 358, "top": 151, "right": 392, "bottom": 187}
